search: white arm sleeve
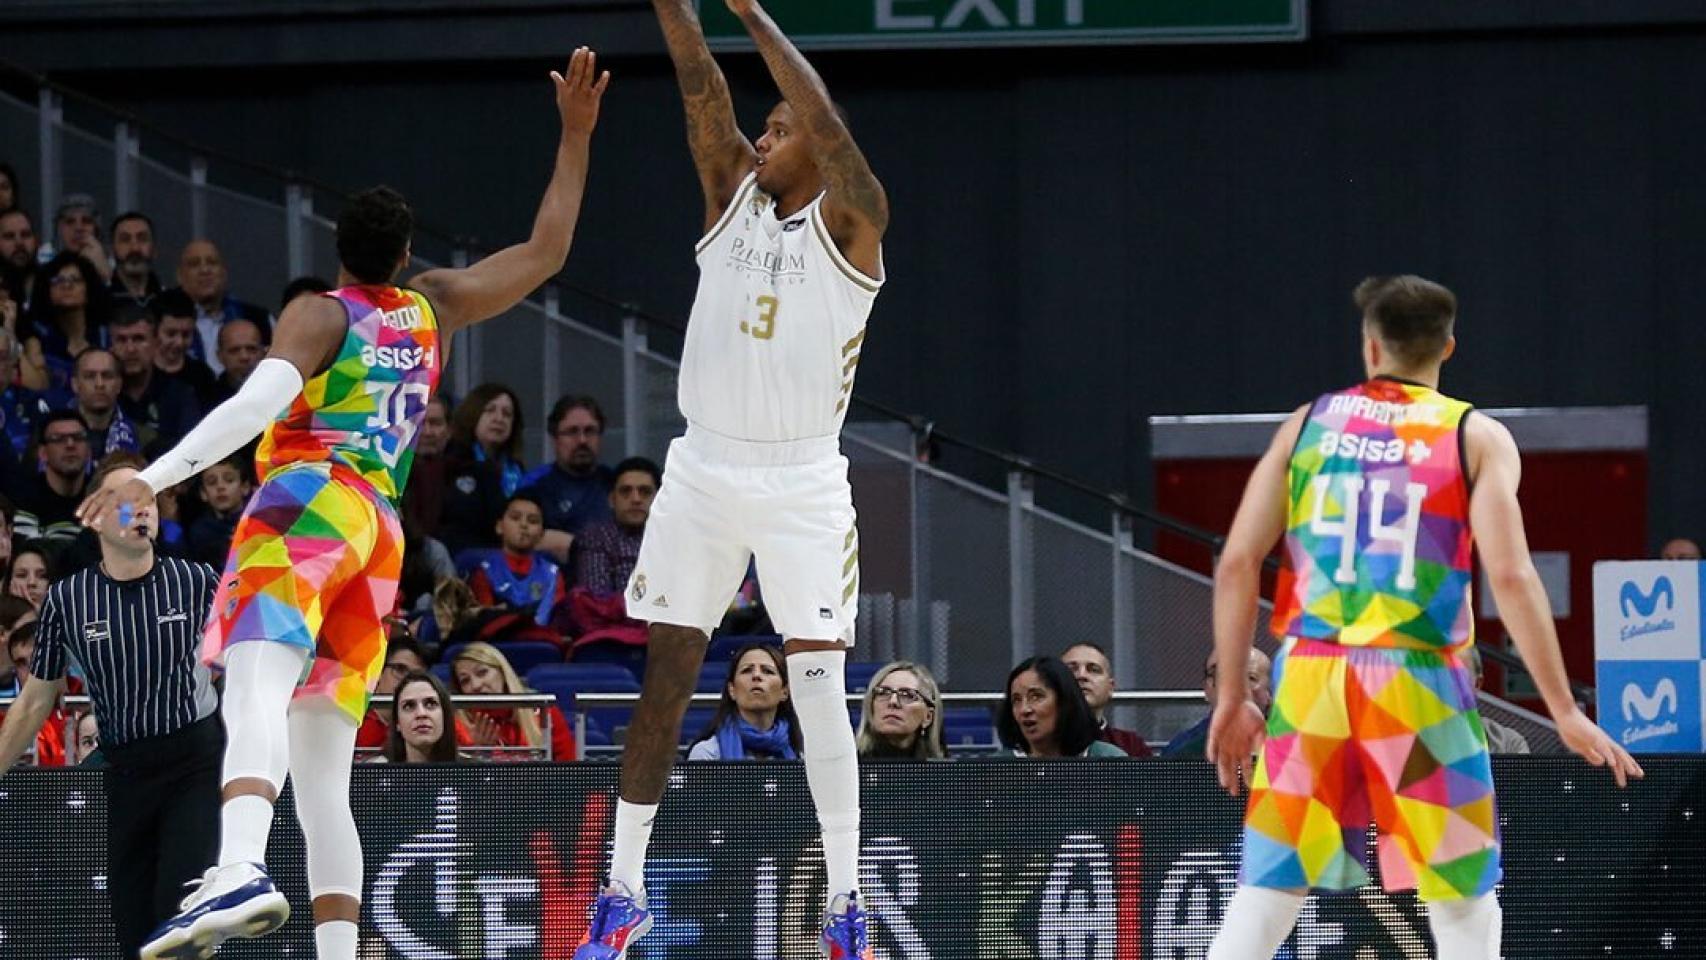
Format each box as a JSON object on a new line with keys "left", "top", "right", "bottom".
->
{"left": 136, "top": 357, "right": 305, "bottom": 493}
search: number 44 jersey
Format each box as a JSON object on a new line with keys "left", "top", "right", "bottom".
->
{"left": 1272, "top": 376, "right": 1475, "bottom": 651}
{"left": 256, "top": 285, "right": 441, "bottom": 503}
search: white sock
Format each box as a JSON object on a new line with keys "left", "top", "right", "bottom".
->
{"left": 1427, "top": 892, "right": 1501, "bottom": 960}
{"left": 314, "top": 919, "right": 358, "bottom": 960}
{"left": 218, "top": 794, "right": 276, "bottom": 867}
{"left": 1206, "top": 886, "right": 1306, "bottom": 960}
{"left": 609, "top": 800, "right": 658, "bottom": 894}
{"left": 788, "top": 649, "right": 861, "bottom": 901}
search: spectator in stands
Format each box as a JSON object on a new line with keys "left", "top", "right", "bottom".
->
{"left": 523, "top": 394, "right": 613, "bottom": 564}
{"left": 52, "top": 194, "right": 109, "bottom": 283}
{"left": 0, "top": 325, "right": 50, "bottom": 460}
{"left": 170, "top": 239, "right": 270, "bottom": 371}
{"left": 1062, "top": 641, "right": 1153, "bottom": 757}
{"left": 72, "top": 348, "right": 141, "bottom": 456}
{"left": 856, "top": 660, "right": 945, "bottom": 760}
{"left": 380, "top": 671, "right": 467, "bottom": 764}
{"left": 8, "top": 543, "right": 51, "bottom": 610}
{"left": 437, "top": 383, "right": 524, "bottom": 555}
{"left": 109, "top": 212, "right": 163, "bottom": 307}
{"left": 462, "top": 492, "right": 566, "bottom": 627}
{"left": 1660, "top": 538, "right": 1701, "bottom": 561}
{"left": 14, "top": 411, "right": 92, "bottom": 544}
{"left": 688, "top": 643, "right": 802, "bottom": 761}
{"left": 356, "top": 638, "right": 467, "bottom": 752}
{"left": 22, "top": 252, "right": 111, "bottom": 394}
{"left": 1462, "top": 645, "right": 1531, "bottom": 755}
{"left": 397, "top": 513, "right": 456, "bottom": 622}
{"left": 207, "top": 318, "right": 265, "bottom": 405}
{"left": 149, "top": 290, "right": 220, "bottom": 408}
{"left": 1162, "top": 647, "right": 1273, "bottom": 758}
{"left": 999, "top": 655, "right": 1126, "bottom": 758}
{"left": 0, "top": 162, "right": 17, "bottom": 212}
{"left": 449, "top": 642, "right": 574, "bottom": 761}
{"left": 110, "top": 305, "right": 201, "bottom": 448}
{"left": 186, "top": 456, "right": 252, "bottom": 567}
{"left": 74, "top": 710, "right": 101, "bottom": 765}
{"left": 574, "top": 456, "right": 660, "bottom": 595}
{"left": 280, "top": 275, "right": 333, "bottom": 311}
{"left": 404, "top": 394, "right": 452, "bottom": 538}
{"left": 0, "top": 208, "right": 38, "bottom": 284}
{"left": 0, "top": 622, "right": 67, "bottom": 765}
{"left": 0, "top": 596, "right": 37, "bottom": 693}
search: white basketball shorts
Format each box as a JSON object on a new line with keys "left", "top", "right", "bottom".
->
{"left": 624, "top": 425, "right": 858, "bottom": 644}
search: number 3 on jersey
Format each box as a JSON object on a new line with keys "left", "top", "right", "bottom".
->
{"left": 1308, "top": 475, "right": 1427, "bottom": 591}
{"left": 359, "top": 381, "right": 431, "bottom": 468}
{"left": 740, "top": 295, "right": 779, "bottom": 341}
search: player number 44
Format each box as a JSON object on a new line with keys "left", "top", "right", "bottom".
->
{"left": 1308, "top": 475, "right": 1428, "bottom": 591}
{"left": 741, "top": 295, "right": 779, "bottom": 341}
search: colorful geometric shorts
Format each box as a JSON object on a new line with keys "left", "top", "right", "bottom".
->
{"left": 203, "top": 463, "right": 403, "bottom": 724}
{"left": 1240, "top": 638, "right": 1501, "bottom": 902}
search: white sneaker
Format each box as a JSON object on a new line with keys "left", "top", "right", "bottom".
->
{"left": 140, "top": 862, "right": 291, "bottom": 960}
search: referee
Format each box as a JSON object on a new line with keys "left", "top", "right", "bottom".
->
{"left": 0, "top": 452, "right": 223, "bottom": 958}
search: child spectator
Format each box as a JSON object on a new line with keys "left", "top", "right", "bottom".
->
{"left": 461, "top": 493, "right": 566, "bottom": 627}
{"left": 185, "top": 456, "right": 252, "bottom": 567}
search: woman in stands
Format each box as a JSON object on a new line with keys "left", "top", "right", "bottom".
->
{"left": 356, "top": 637, "right": 472, "bottom": 755}
{"left": 855, "top": 660, "right": 946, "bottom": 760}
{"left": 379, "top": 671, "right": 465, "bottom": 763}
{"left": 7, "top": 542, "right": 52, "bottom": 610}
{"left": 449, "top": 641, "right": 575, "bottom": 761}
{"left": 437, "top": 383, "right": 527, "bottom": 556}
{"left": 999, "top": 655, "right": 1126, "bottom": 758}
{"left": 688, "top": 643, "right": 802, "bottom": 761}
{"left": 21, "top": 252, "right": 111, "bottom": 394}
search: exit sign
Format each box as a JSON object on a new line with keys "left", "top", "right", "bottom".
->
{"left": 699, "top": 0, "right": 1307, "bottom": 50}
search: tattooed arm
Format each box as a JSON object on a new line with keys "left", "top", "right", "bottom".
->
{"left": 729, "top": 0, "right": 888, "bottom": 278}
{"left": 653, "top": 0, "right": 759, "bottom": 231}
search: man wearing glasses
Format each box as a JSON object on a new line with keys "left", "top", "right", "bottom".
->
{"left": 1161, "top": 646, "right": 1273, "bottom": 758}
{"left": 521, "top": 394, "right": 614, "bottom": 565}
{"left": 14, "top": 410, "right": 93, "bottom": 543}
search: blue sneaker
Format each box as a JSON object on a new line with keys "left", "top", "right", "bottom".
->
{"left": 821, "top": 892, "right": 873, "bottom": 960}
{"left": 573, "top": 881, "right": 653, "bottom": 960}
{"left": 140, "top": 862, "right": 291, "bottom": 960}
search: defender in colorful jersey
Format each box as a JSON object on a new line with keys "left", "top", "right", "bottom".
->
{"left": 1203, "top": 276, "right": 1641, "bottom": 960}
{"left": 79, "top": 48, "right": 612, "bottom": 960}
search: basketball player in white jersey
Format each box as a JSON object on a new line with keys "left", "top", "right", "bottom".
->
{"left": 573, "top": 2, "right": 886, "bottom": 959}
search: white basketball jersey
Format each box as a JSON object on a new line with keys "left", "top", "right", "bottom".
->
{"left": 679, "top": 173, "right": 884, "bottom": 443}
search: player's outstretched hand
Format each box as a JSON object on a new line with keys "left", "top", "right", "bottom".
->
{"left": 76, "top": 476, "right": 155, "bottom": 533}
{"left": 553, "top": 47, "right": 611, "bottom": 138}
{"left": 1556, "top": 708, "right": 1644, "bottom": 788}
{"left": 1207, "top": 698, "right": 1266, "bottom": 797}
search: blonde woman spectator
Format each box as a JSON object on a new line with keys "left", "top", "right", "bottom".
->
{"left": 450, "top": 641, "right": 574, "bottom": 761}
{"left": 855, "top": 661, "right": 945, "bottom": 760}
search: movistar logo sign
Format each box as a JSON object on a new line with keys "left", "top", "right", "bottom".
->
{"left": 1619, "top": 577, "right": 1678, "bottom": 642}
{"left": 1619, "top": 678, "right": 1681, "bottom": 745}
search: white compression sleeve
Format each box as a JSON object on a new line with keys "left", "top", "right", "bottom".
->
{"left": 289, "top": 698, "right": 364, "bottom": 902}
{"left": 787, "top": 649, "right": 862, "bottom": 901}
{"left": 1427, "top": 892, "right": 1502, "bottom": 960}
{"left": 136, "top": 357, "right": 305, "bottom": 493}
{"left": 1206, "top": 886, "right": 1306, "bottom": 960}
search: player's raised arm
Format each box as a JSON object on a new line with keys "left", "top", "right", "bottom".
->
{"left": 728, "top": 0, "right": 888, "bottom": 274}
{"left": 653, "top": 0, "right": 759, "bottom": 228}
{"left": 414, "top": 47, "right": 610, "bottom": 332}
{"left": 1465, "top": 413, "right": 1644, "bottom": 787}
{"left": 1205, "top": 406, "right": 1305, "bottom": 795}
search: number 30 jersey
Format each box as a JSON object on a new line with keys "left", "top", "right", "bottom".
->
{"left": 256, "top": 285, "right": 442, "bottom": 503}
{"left": 1271, "top": 377, "right": 1475, "bottom": 651}
{"left": 678, "top": 172, "right": 884, "bottom": 443}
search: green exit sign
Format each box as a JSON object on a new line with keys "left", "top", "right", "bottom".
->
{"left": 700, "top": 0, "right": 1307, "bottom": 50}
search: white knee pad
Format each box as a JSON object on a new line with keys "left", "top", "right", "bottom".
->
{"left": 288, "top": 698, "right": 363, "bottom": 902}
{"left": 221, "top": 642, "right": 309, "bottom": 791}
{"left": 1427, "top": 891, "right": 1501, "bottom": 960}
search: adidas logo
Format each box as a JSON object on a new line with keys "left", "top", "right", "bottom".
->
{"left": 652, "top": 594, "right": 669, "bottom": 609}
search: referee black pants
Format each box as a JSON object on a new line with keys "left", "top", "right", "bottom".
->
{"left": 101, "top": 716, "right": 225, "bottom": 958}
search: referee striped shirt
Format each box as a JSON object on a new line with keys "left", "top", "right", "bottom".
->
{"left": 30, "top": 557, "right": 220, "bottom": 749}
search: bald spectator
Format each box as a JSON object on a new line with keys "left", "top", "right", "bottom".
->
{"left": 52, "top": 194, "right": 110, "bottom": 283}
{"left": 71, "top": 348, "right": 139, "bottom": 456}
{"left": 1162, "top": 646, "right": 1273, "bottom": 758}
{"left": 207, "top": 319, "right": 264, "bottom": 406}
{"left": 169, "top": 239, "right": 270, "bottom": 373}
{"left": 1660, "top": 538, "right": 1702, "bottom": 561}
{"left": 110, "top": 307, "right": 200, "bottom": 448}
{"left": 1062, "top": 641, "right": 1154, "bottom": 757}
{"left": 108, "top": 212, "right": 163, "bottom": 307}
{"left": 148, "top": 290, "right": 219, "bottom": 409}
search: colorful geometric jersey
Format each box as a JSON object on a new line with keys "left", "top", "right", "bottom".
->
{"left": 256, "top": 285, "right": 441, "bottom": 503}
{"left": 1271, "top": 377, "right": 1475, "bottom": 651}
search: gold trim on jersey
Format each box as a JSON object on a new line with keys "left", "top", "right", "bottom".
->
{"left": 841, "top": 331, "right": 866, "bottom": 356}
{"left": 809, "top": 204, "right": 883, "bottom": 294}
{"left": 695, "top": 174, "right": 760, "bottom": 256}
